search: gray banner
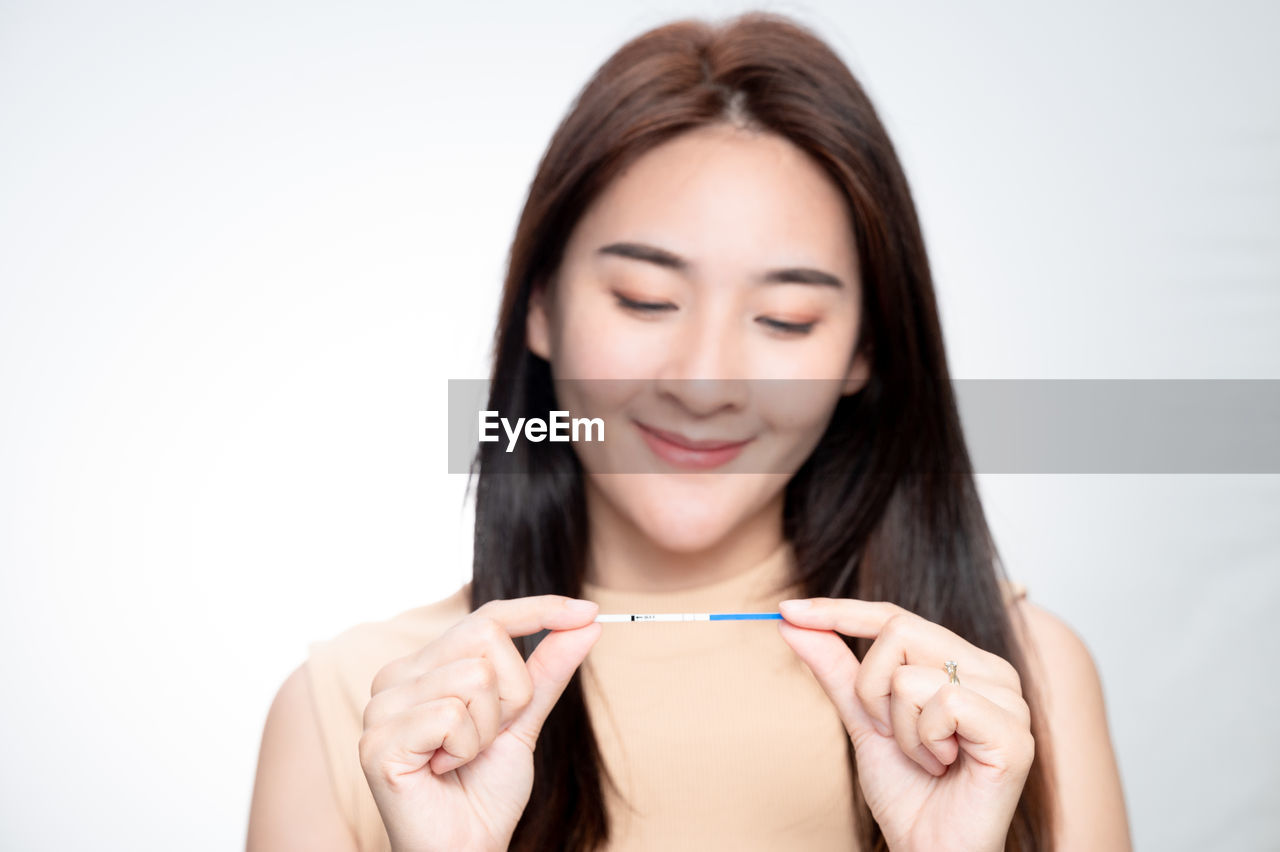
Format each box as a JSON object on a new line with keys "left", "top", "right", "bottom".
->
{"left": 447, "top": 379, "right": 1280, "bottom": 474}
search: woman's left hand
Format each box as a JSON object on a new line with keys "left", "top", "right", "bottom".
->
{"left": 777, "top": 597, "right": 1034, "bottom": 852}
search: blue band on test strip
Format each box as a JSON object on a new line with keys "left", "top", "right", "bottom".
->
{"left": 709, "top": 612, "right": 783, "bottom": 620}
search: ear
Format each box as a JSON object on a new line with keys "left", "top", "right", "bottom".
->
{"left": 841, "top": 344, "right": 871, "bottom": 396}
{"left": 525, "top": 274, "right": 554, "bottom": 361}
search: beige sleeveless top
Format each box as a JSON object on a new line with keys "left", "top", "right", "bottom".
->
{"left": 304, "top": 542, "right": 1028, "bottom": 851}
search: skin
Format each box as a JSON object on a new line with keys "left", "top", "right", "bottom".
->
{"left": 247, "top": 121, "right": 1132, "bottom": 851}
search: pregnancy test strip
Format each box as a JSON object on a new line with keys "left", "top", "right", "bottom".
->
{"left": 594, "top": 612, "right": 783, "bottom": 622}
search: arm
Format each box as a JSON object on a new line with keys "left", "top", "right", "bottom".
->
{"left": 1010, "top": 599, "right": 1133, "bottom": 850}
{"left": 247, "top": 663, "right": 360, "bottom": 852}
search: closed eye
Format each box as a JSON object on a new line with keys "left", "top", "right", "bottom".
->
{"left": 757, "top": 317, "right": 816, "bottom": 335}
{"left": 613, "top": 291, "right": 815, "bottom": 335}
{"left": 613, "top": 291, "right": 676, "bottom": 313}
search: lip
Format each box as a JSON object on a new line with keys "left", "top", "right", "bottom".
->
{"left": 633, "top": 421, "right": 753, "bottom": 470}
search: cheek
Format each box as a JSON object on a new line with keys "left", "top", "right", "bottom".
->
{"left": 747, "top": 309, "right": 861, "bottom": 382}
{"left": 746, "top": 306, "right": 857, "bottom": 446}
{"left": 754, "top": 380, "right": 844, "bottom": 471}
{"left": 556, "top": 297, "right": 666, "bottom": 381}
{"left": 549, "top": 299, "right": 649, "bottom": 431}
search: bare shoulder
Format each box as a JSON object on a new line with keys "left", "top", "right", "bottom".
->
{"left": 247, "top": 663, "right": 359, "bottom": 852}
{"left": 1006, "top": 596, "right": 1134, "bottom": 851}
{"left": 1006, "top": 596, "right": 1108, "bottom": 740}
{"left": 1008, "top": 598, "right": 1098, "bottom": 694}
{"left": 250, "top": 584, "right": 473, "bottom": 852}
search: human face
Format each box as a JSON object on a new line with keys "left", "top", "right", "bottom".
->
{"left": 526, "top": 122, "right": 869, "bottom": 555}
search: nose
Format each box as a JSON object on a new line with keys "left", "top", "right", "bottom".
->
{"left": 653, "top": 302, "right": 750, "bottom": 416}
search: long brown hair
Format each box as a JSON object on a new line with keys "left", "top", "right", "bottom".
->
{"left": 467, "top": 11, "right": 1056, "bottom": 850}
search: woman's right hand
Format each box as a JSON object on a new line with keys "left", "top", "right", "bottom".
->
{"left": 359, "top": 594, "right": 602, "bottom": 852}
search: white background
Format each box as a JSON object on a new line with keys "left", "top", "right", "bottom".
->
{"left": 2, "top": 1, "right": 1277, "bottom": 848}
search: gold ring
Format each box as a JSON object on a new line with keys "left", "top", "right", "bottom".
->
{"left": 944, "top": 660, "right": 960, "bottom": 685}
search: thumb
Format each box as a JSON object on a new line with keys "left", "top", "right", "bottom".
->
{"left": 504, "top": 620, "right": 602, "bottom": 750}
{"left": 777, "top": 620, "right": 884, "bottom": 745}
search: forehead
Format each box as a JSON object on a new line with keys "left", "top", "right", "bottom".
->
{"left": 565, "top": 124, "right": 858, "bottom": 277}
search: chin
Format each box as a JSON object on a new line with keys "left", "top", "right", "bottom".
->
{"left": 626, "top": 488, "right": 743, "bottom": 553}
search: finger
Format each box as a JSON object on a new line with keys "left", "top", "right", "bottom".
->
{"left": 370, "top": 619, "right": 530, "bottom": 733}
{"left": 364, "top": 657, "right": 503, "bottom": 756}
{"left": 502, "top": 621, "right": 603, "bottom": 752}
{"left": 776, "top": 619, "right": 882, "bottom": 745}
{"left": 359, "top": 696, "right": 480, "bottom": 784}
{"left": 429, "top": 674, "right": 501, "bottom": 774}
{"left": 784, "top": 599, "right": 975, "bottom": 668}
{"left": 855, "top": 613, "right": 969, "bottom": 736}
{"left": 779, "top": 597, "right": 903, "bottom": 639}
{"left": 372, "top": 595, "right": 599, "bottom": 727}
{"left": 471, "top": 595, "right": 602, "bottom": 636}
{"left": 375, "top": 595, "right": 600, "bottom": 691}
{"left": 888, "top": 665, "right": 948, "bottom": 776}
{"left": 784, "top": 600, "right": 1022, "bottom": 733}
{"left": 917, "top": 683, "right": 1035, "bottom": 775}
{"left": 877, "top": 664, "right": 1028, "bottom": 750}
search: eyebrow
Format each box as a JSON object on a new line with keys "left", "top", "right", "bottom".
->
{"left": 595, "top": 241, "right": 846, "bottom": 289}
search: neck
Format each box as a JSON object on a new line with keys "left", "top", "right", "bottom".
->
{"left": 581, "top": 479, "right": 787, "bottom": 593}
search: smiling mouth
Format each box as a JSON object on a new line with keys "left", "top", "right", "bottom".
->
{"left": 633, "top": 420, "right": 754, "bottom": 470}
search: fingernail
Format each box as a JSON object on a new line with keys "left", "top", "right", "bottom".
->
{"left": 565, "top": 598, "right": 597, "bottom": 612}
{"left": 779, "top": 599, "right": 811, "bottom": 610}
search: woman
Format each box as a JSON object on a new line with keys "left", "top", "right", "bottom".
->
{"left": 248, "top": 11, "right": 1130, "bottom": 852}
